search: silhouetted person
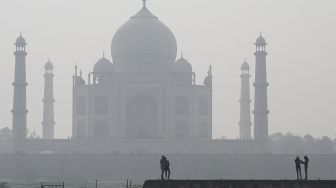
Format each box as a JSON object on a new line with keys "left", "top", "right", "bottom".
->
{"left": 164, "top": 159, "right": 170, "bottom": 179}
{"left": 301, "top": 156, "right": 309, "bottom": 180}
{"left": 295, "top": 156, "right": 302, "bottom": 180}
{"left": 160, "top": 156, "right": 167, "bottom": 180}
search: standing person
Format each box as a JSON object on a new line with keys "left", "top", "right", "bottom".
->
{"left": 160, "top": 156, "right": 167, "bottom": 180}
{"left": 295, "top": 156, "right": 302, "bottom": 180}
{"left": 301, "top": 156, "right": 309, "bottom": 180}
{"left": 164, "top": 158, "right": 171, "bottom": 180}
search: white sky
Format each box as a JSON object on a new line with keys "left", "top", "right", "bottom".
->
{"left": 0, "top": 0, "right": 335, "bottom": 139}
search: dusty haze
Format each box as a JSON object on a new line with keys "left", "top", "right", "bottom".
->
{"left": 0, "top": 0, "right": 335, "bottom": 139}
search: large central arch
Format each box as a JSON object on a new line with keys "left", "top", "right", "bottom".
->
{"left": 125, "top": 93, "right": 159, "bottom": 138}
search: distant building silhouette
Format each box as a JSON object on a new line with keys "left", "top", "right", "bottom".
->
{"left": 6, "top": 1, "right": 272, "bottom": 155}
{"left": 239, "top": 60, "right": 252, "bottom": 140}
{"left": 42, "top": 60, "right": 55, "bottom": 139}
{"left": 12, "top": 33, "right": 28, "bottom": 141}
{"left": 253, "top": 34, "right": 269, "bottom": 140}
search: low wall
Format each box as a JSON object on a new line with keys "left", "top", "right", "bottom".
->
{"left": 143, "top": 180, "right": 336, "bottom": 188}
{"left": 0, "top": 154, "right": 335, "bottom": 182}
{"left": 8, "top": 139, "right": 270, "bottom": 155}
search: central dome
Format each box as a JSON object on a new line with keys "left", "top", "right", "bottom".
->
{"left": 111, "top": 5, "right": 177, "bottom": 65}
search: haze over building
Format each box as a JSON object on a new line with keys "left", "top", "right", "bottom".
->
{"left": 0, "top": 0, "right": 334, "bottom": 182}
{"left": 72, "top": 1, "right": 213, "bottom": 139}
{"left": 3, "top": 0, "right": 272, "bottom": 154}
{"left": 42, "top": 59, "right": 55, "bottom": 139}
{"left": 239, "top": 60, "right": 252, "bottom": 140}
{"left": 253, "top": 34, "right": 269, "bottom": 141}
{"left": 12, "top": 33, "right": 28, "bottom": 141}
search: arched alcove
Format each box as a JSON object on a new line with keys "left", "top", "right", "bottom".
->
{"left": 175, "top": 120, "right": 190, "bottom": 139}
{"left": 175, "top": 96, "right": 189, "bottom": 115}
{"left": 76, "top": 97, "right": 86, "bottom": 115}
{"left": 198, "top": 122, "right": 208, "bottom": 139}
{"left": 198, "top": 97, "right": 208, "bottom": 115}
{"left": 125, "top": 94, "right": 159, "bottom": 138}
{"left": 76, "top": 122, "right": 86, "bottom": 139}
{"left": 94, "top": 96, "right": 109, "bottom": 115}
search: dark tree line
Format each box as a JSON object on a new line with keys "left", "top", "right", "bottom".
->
{"left": 0, "top": 127, "right": 39, "bottom": 140}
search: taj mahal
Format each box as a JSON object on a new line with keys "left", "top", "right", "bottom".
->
{"left": 6, "top": 0, "right": 269, "bottom": 155}
{"left": 2, "top": 1, "right": 336, "bottom": 182}
{"left": 72, "top": 1, "right": 212, "bottom": 140}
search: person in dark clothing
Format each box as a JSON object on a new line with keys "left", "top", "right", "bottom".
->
{"left": 164, "top": 159, "right": 170, "bottom": 179}
{"left": 160, "top": 156, "right": 166, "bottom": 180}
{"left": 295, "top": 156, "right": 302, "bottom": 180}
{"left": 301, "top": 156, "right": 309, "bottom": 180}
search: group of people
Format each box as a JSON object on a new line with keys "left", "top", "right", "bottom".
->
{"left": 159, "top": 155, "right": 310, "bottom": 180}
{"left": 160, "top": 156, "right": 171, "bottom": 180}
{"left": 295, "top": 156, "right": 309, "bottom": 180}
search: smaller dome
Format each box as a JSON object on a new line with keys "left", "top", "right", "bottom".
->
{"left": 174, "top": 56, "right": 192, "bottom": 72}
{"left": 76, "top": 77, "right": 85, "bottom": 85}
{"left": 15, "top": 33, "right": 26, "bottom": 45}
{"left": 255, "top": 33, "right": 267, "bottom": 45}
{"left": 93, "top": 56, "right": 114, "bottom": 73}
{"left": 241, "top": 61, "right": 250, "bottom": 70}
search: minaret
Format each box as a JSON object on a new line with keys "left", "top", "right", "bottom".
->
{"left": 12, "top": 33, "right": 28, "bottom": 141}
{"left": 239, "top": 60, "right": 252, "bottom": 140}
{"left": 42, "top": 59, "right": 55, "bottom": 139}
{"left": 253, "top": 33, "right": 269, "bottom": 140}
{"left": 204, "top": 66, "right": 213, "bottom": 139}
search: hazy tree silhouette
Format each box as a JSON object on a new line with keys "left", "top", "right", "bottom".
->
{"left": 270, "top": 132, "right": 335, "bottom": 154}
{"left": 0, "top": 127, "right": 11, "bottom": 141}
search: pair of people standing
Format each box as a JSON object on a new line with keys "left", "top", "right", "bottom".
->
{"left": 160, "top": 155, "right": 170, "bottom": 180}
{"left": 295, "top": 156, "right": 309, "bottom": 180}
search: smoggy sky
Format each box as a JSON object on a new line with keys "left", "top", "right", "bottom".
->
{"left": 0, "top": 0, "right": 335, "bottom": 139}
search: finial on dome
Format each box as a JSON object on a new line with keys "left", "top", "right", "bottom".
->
{"left": 255, "top": 32, "right": 267, "bottom": 46}
{"left": 181, "top": 51, "right": 184, "bottom": 58}
{"left": 15, "top": 31, "right": 27, "bottom": 45}
{"left": 103, "top": 51, "right": 105, "bottom": 58}
{"left": 143, "top": 0, "right": 147, "bottom": 7}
